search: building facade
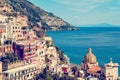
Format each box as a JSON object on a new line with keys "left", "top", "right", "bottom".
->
{"left": 102, "top": 58, "right": 119, "bottom": 80}
{"left": 81, "top": 48, "right": 101, "bottom": 78}
{"left": 0, "top": 61, "right": 40, "bottom": 80}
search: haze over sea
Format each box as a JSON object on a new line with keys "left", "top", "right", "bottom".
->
{"left": 47, "top": 27, "right": 120, "bottom": 72}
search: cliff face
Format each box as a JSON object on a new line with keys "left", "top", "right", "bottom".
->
{"left": 2, "top": 0, "right": 76, "bottom": 31}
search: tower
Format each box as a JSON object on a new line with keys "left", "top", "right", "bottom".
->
{"left": 81, "top": 48, "right": 101, "bottom": 78}
{"left": 103, "top": 58, "right": 119, "bottom": 80}
{"left": 81, "top": 48, "right": 98, "bottom": 70}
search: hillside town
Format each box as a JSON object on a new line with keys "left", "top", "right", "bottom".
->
{"left": 0, "top": 3, "right": 71, "bottom": 79}
{"left": 0, "top": 1, "right": 120, "bottom": 80}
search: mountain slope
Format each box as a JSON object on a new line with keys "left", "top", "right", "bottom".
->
{"left": 3, "top": 0, "right": 76, "bottom": 30}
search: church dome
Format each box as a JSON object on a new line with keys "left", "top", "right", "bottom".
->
{"left": 84, "top": 48, "right": 97, "bottom": 63}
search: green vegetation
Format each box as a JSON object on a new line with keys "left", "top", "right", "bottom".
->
{"left": 34, "top": 67, "right": 75, "bottom": 80}
{"left": 71, "top": 66, "right": 78, "bottom": 75}
{"left": 56, "top": 47, "right": 67, "bottom": 64}
{"left": 46, "top": 40, "right": 54, "bottom": 48}
{"left": 0, "top": 53, "right": 21, "bottom": 71}
{"left": 4, "top": 0, "right": 75, "bottom": 31}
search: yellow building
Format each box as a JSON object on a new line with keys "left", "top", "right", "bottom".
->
{"left": 81, "top": 48, "right": 101, "bottom": 78}
{"left": 81, "top": 48, "right": 99, "bottom": 70}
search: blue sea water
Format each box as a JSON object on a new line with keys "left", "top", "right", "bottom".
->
{"left": 46, "top": 27, "right": 120, "bottom": 72}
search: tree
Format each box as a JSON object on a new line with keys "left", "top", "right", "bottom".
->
{"left": 71, "top": 66, "right": 78, "bottom": 75}
{"left": 0, "top": 52, "right": 21, "bottom": 71}
{"left": 46, "top": 75, "right": 53, "bottom": 80}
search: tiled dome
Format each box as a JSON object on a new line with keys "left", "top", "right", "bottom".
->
{"left": 84, "top": 48, "right": 97, "bottom": 63}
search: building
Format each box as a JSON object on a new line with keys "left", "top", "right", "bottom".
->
{"left": 81, "top": 48, "right": 101, "bottom": 78}
{"left": 0, "top": 61, "right": 40, "bottom": 80}
{"left": 0, "top": 14, "right": 9, "bottom": 23}
{"left": 0, "top": 44, "right": 12, "bottom": 56}
{"left": 102, "top": 58, "right": 119, "bottom": 80}
{"left": 86, "top": 76, "right": 99, "bottom": 80}
{"left": 0, "top": 25, "right": 8, "bottom": 44}
{"left": 0, "top": 3, "right": 12, "bottom": 13}
{"left": 7, "top": 23, "right": 26, "bottom": 40}
{"left": 0, "top": 62, "right": 2, "bottom": 80}
{"left": 16, "top": 15, "right": 28, "bottom": 27}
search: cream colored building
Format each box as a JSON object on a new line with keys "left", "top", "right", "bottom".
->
{"left": 7, "top": 23, "right": 24, "bottom": 40}
{"left": 103, "top": 58, "right": 119, "bottom": 80}
{"left": 0, "top": 61, "right": 40, "bottom": 80}
{"left": 44, "top": 37, "right": 52, "bottom": 41}
{"left": 0, "top": 14, "right": 8, "bottom": 23}
{"left": 0, "top": 32, "right": 7, "bottom": 44}
{"left": 0, "top": 22, "right": 24, "bottom": 42}
{"left": 0, "top": 3, "right": 12, "bottom": 13}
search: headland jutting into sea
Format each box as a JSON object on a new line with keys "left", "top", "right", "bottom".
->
{"left": 0, "top": 0, "right": 120, "bottom": 80}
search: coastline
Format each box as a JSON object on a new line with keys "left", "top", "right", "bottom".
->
{"left": 47, "top": 27, "right": 120, "bottom": 74}
{"left": 70, "top": 63, "right": 81, "bottom": 68}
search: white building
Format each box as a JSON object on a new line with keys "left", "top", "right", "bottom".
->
{"left": 0, "top": 61, "right": 40, "bottom": 80}
{"left": 102, "top": 58, "right": 119, "bottom": 80}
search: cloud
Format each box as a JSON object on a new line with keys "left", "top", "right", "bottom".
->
{"left": 29, "top": 0, "right": 120, "bottom": 25}
{"left": 54, "top": 0, "right": 120, "bottom": 12}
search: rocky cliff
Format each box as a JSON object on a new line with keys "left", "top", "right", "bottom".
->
{"left": 1, "top": 0, "right": 76, "bottom": 31}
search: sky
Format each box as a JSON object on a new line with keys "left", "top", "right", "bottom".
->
{"left": 29, "top": 0, "right": 120, "bottom": 26}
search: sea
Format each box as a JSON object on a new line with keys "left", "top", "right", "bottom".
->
{"left": 46, "top": 27, "right": 120, "bottom": 73}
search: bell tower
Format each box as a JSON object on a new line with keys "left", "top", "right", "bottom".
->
{"left": 103, "top": 58, "right": 119, "bottom": 80}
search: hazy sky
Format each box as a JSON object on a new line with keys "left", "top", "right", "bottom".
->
{"left": 29, "top": 0, "right": 120, "bottom": 25}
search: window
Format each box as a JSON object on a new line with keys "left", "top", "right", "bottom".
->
{"left": 18, "top": 71, "right": 20, "bottom": 75}
{"left": 109, "top": 78, "right": 111, "bottom": 80}
{"left": 4, "top": 35, "right": 6, "bottom": 39}
{"left": 24, "top": 76, "right": 26, "bottom": 80}
{"left": 10, "top": 74, "right": 13, "bottom": 78}
{"left": 15, "top": 73, "right": 16, "bottom": 76}
{"left": 22, "top": 71, "right": 24, "bottom": 74}
{"left": 27, "top": 74, "right": 29, "bottom": 77}
{"left": 5, "top": 73, "right": 8, "bottom": 77}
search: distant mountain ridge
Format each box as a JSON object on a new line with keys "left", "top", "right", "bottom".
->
{"left": 78, "top": 23, "right": 120, "bottom": 27}
{"left": 2, "top": 0, "right": 77, "bottom": 31}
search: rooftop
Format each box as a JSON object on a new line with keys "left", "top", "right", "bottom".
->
{"left": 104, "top": 58, "right": 119, "bottom": 67}
{"left": 3, "top": 64, "right": 37, "bottom": 73}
